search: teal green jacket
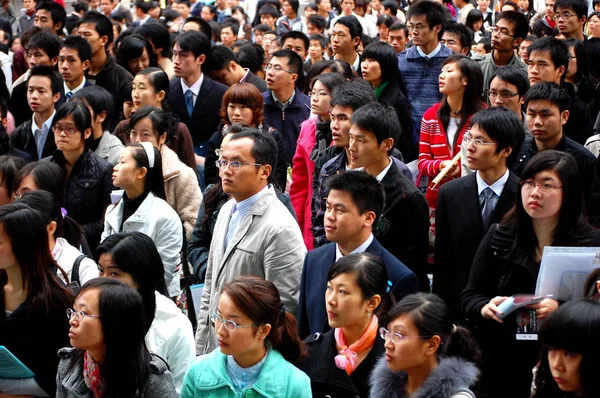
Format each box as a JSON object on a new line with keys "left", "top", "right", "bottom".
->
{"left": 180, "top": 348, "right": 311, "bottom": 398}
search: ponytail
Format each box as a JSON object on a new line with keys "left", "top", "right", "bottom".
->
{"left": 268, "top": 308, "right": 307, "bottom": 362}
{"left": 442, "top": 325, "right": 481, "bottom": 365}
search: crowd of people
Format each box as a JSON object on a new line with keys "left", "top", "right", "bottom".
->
{"left": 1, "top": 0, "right": 600, "bottom": 396}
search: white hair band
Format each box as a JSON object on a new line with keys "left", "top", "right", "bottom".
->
{"left": 140, "top": 142, "right": 155, "bottom": 168}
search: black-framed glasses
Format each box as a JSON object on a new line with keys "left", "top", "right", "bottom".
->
{"left": 553, "top": 12, "right": 576, "bottom": 20}
{"left": 462, "top": 134, "right": 498, "bottom": 148}
{"left": 66, "top": 308, "right": 101, "bottom": 321}
{"left": 490, "top": 26, "right": 515, "bottom": 37}
{"left": 265, "top": 64, "right": 294, "bottom": 74}
{"left": 379, "top": 327, "right": 431, "bottom": 344}
{"left": 215, "top": 159, "right": 263, "bottom": 170}
{"left": 485, "top": 89, "right": 520, "bottom": 100}
{"left": 52, "top": 125, "right": 78, "bottom": 135}
{"left": 520, "top": 180, "right": 563, "bottom": 193}
{"left": 210, "top": 312, "right": 259, "bottom": 331}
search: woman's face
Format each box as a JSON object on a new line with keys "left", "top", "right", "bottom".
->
{"left": 518, "top": 0, "right": 529, "bottom": 10}
{"left": 112, "top": 147, "right": 144, "bottom": 189}
{"left": 567, "top": 47, "right": 577, "bottom": 80}
{"left": 472, "top": 19, "right": 483, "bottom": 32}
{"left": 201, "top": 6, "right": 215, "bottom": 21}
{"left": 11, "top": 37, "right": 22, "bottom": 53}
{"left": 0, "top": 172, "right": 13, "bottom": 206}
{"left": 0, "top": 224, "right": 17, "bottom": 271}
{"left": 361, "top": 57, "right": 383, "bottom": 87}
{"left": 54, "top": 114, "right": 90, "bottom": 153}
{"left": 15, "top": 174, "right": 38, "bottom": 199}
{"left": 69, "top": 288, "right": 105, "bottom": 355}
{"left": 383, "top": 314, "right": 435, "bottom": 372}
{"left": 97, "top": 253, "right": 139, "bottom": 289}
{"left": 132, "top": 74, "right": 163, "bottom": 111}
{"left": 548, "top": 348, "right": 582, "bottom": 393}
{"left": 310, "top": 80, "right": 332, "bottom": 118}
{"left": 127, "top": 47, "right": 150, "bottom": 75}
{"left": 439, "top": 62, "right": 467, "bottom": 95}
{"left": 589, "top": 15, "right": 600, "bottom": 37}
{"left": 232, "top": 9, "right": 245, "bottom": 22}
{"left": 325, "top": 271, "right": 373, "bottom": 329}
{"left": 227, "top": 102, "right": 254, "bottom": 125}
{"left": 129, "top": 116, "right": 166, "bottom": 149}
{"left": 521, "top": 169, "right": 563, "bottom": 222}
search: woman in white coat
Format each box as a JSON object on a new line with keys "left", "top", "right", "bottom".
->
{"left": 96, "top": 232, "right": 195, "bottom": 394}
{"left": 102, "top": 143, "right": 183, "bottom": 298}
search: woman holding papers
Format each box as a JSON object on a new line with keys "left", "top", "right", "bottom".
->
{"left": 0, "top": 204, "right": 73, "bottom": 397}
{"left": 460, "top": 151, "right": 600, "bottom": 398}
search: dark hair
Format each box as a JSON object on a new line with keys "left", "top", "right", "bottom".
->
{"left": 236, "top": 43, "right": 265, "bottom": 74}
{"left": 74, "top": 2, "right": 89, "bottom": 14}
{"left": 271, "top": 49, "right": 303, "bottom": 75}
{"left": 528, "top": 37, "right": 569, "bottom": 82}
{"left": 466, "top": 9, "right": 484, "bottom": 32}
{"left": 134, "top": 67, "right": 171, "bottom": 110}
{"left": 95, "top": 232, "right": 169, "bottom": 332}
{"left": 79, "top": 11, "right": 114, "bottom": 51}
{"left": 307, "top": 59, "right": 354, "bottom": 81}
{"left": 203, "top": 44, "right": 238, "bottom": 73}
{"left": 496, "top": 11, "right": 530, "bottom": 40}
{"left": 208, "top": 21, "right": 222, "bottom": 42}
{"left": 584, "top": 268, "right": 600, "bottom": 301}
{"left": 15, "top": 161, "right": 66, "bottom": 203}
{"left": 75, "top": 278, "right": 153, "bottom": 397}
{"left": 307, "top": 14, "right": 327, "bottom": 31}
{"left": 479, "top": 37, "right": 492, "bottom": 53}
{"left": 382, "top": 0, "right": 398, "bottom": 15}
{"left": 116, "top": 34, "right": 158, "bottom": 74}
{"left": 0, "top": 156, "right": 26, "bottom": 197}
{"left": 62, "top": 35, "right": 92, "bottom": 62}
{"left": 52, "top": 101, "right": 92, "bottom": 148}
{"left": 26, "top": 29, "right": 61, "bottom": 59}
{"left": 228, "top": 129, "right": 277, "bottom": 170}
{"left": 129, "top": 106, "right": 175, "bottom": 146}
{"left": 35, "top": 0, "right": 67, "bottom": 32}
{"left": 29, "top": 64, "right": 62, "bottom": 95}
{"left": 334, "top": 15, "right": 363, "bottom": 40}
{"left": 406, "top": 1, "right": 446, "bottom": 40}
{"left": 72, "top": 85, "right": 115, "bottom": 131}
{"left": 438, "top": 55, "right": 485, "bottom": 146}
{"left": 502, "top": 0, "right": 519, "bottom": 11}
{"left": 524, "top": 81, "right": 570, "bottom": 112}
{"left": 283, "top": 0, "right": 300, "bottom": 13}
{"left": 554, "top": 0, "right": 588, "bottom": 17}
{"left": 470, "top": 107, "right": 526, "bottom": 167}
{"left": 174, "top": 30, "right": 211, "bottom": 58}
{"left": 444, "top": 22, "right": 473, "bottom": 51}
{"left": 21, "top": 26, "right": 43, "bottom": 49}
{"left": 258, "top": 4, "right": 280, "bottom": 18}
{"left": 175, "top": 0, "right": 190, "bottom": 7}
{"left": 221, "top": 21, "right": 240, "bottom": 36}
{"left": 18, "top": 190, "right": 83, "bottom": 250}
{"left": 327, "top": 252, "right": 393, "bottom": 319}
{"left": 126, "top": 143, "right": 166, "bottom": 200}
{"left": 326, "top": 171, "right": 385, "bottom": 221}
{"left": 387, "top": 294, "right": 481, "bottom": 363}
{"left": 220, "top": 83, "right": 265, "bottom": 126}
{"left": 221, "top": 276, "right": 307, "bottom": 361}
{"left": 351, "top": 102, "right": 401, "bottom": 152}
{"left": 360, "top": 34, "right": 374, "bottom": 49}
{"left": 134, "top": 0, "right": 154, "bottom": 13}
{"left": 376, "top": 14, "right": 394, "bottom": 28}
{"left": 489, "top": 66, "right": 530, "bottom": 97}
{"left": 310, "top": 72, "right": 346, "bottom": 95}
{"left": 110, "top": 10, "right": 127, "bottom": 24}
{"left": 505, "top": 150, "right": 595, "bottom": 255}
{"left": 184, "top": 16, "right": 213, "bottom": 38}
{"left": 253, "top": 23, "right": 271, "bottom": 33}
{"left": 281, "top": 31, "right": 310, "bottom": 53}
{"left": 309, "top": 33, "right": 327, "bottom": 49}
{"left": 135, "top": 20, "right": 172, "bottom": 59}
{"left": 564, "top": 38, "right": 592, "bottom": 86}
{"left": 389, "top": 22, "right": 409, "bottom": 37}
{"left": 361, "top": 41, "right": 401, "bottom": 84}
{"left": 330, "top": 79, "right": 377, "bottom": 110}
{"left": 0, "top": 204, "right": 73, "bottom": 318}
{"left": 533, "top": 300, "right": 600, "bottom": 398}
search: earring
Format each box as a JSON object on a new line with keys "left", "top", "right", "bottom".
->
{"left": 367, "top": 311, "right": 371, "bottom": 318}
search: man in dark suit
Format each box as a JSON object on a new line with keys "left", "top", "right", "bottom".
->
{"left": 58, "top": 36, "right": 93, "bottom": 106}
{"left": 167, "top": 30, "right": 228, "bottom": 160}
{"left": 202, "top": 45, "right": 267, "bottom": 93}
{"left": 297, "top": 171, "right": 419, "bottom": 339}
{"left": 433, "top": 107, "right": 526, "bottom": 320}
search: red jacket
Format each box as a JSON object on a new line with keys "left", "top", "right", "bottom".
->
{"left": 418, "top": 103, "right": 476, "bottom": 208}
{"left": 290, "top": 116, "right": 318, "bottom": 250}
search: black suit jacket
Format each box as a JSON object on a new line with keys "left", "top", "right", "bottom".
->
{"left": 433, "top": 171, "right": 519, "bottom": 320}
{"left": 57, "top": 80, "right": 94, "bottom": 108}
{"left": 167, "top": 76, "right": 228, "bottom": 147}
{"left": 10, "top": 119, "right": 57, "bottom": 161}
{"left": 244, "top": 71, "right": 267, "bottom": 93}
{"left": 297, "top": 237, "right": 419, "bottom": 339}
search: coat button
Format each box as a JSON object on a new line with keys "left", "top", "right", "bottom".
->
{"left": 324, "top": 395, "right": 332, "bottom": 398}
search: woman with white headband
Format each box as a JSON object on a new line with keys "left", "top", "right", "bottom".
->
{"left": 101, "top": 142, "right": 184, "bottom": 298}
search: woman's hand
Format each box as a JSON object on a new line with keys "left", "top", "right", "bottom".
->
{"left": 439, "top": 160, "right": 460, "bottom": 177}
{"left": 481, "top": 296, "right": 509, "bottom": 323}
{"left": 195, "top": 154, "right": 205, "bottom": 167}
{"left": 529, "top": 298, "right": 559, "bottom": 320}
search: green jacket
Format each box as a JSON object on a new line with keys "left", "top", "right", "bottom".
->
{"left": 180, "top": 348, "right": 311, "bottom": 398}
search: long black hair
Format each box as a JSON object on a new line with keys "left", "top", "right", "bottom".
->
{"left": 14, "top": 161, "right": 66, "bottom": 206}
{"left": 126, "top": 143, "right": 166, "bottom": 200}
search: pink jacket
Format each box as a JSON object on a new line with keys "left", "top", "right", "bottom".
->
{"left": 289, "top": 116, "right": 318, "bottom": 251}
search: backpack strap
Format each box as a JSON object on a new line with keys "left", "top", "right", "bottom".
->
{"left": 72, "top": 254, "right": 87, "bottom": 287}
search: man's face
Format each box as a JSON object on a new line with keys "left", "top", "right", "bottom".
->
{"left": 265, "top": 56, "right": 296, "bottom": 91}
{"left": 441, "top": 32, "right": 466, "bottom": 54}
{"left": 545, "top": 0, "right": 555, "bottom": 19}
{"left": 348, "top": 124, "right": 390, "bottom": 169}
{"left": 34, "top": 9, "right": 59, "bottom": 33}
{"left": 26, "top": 47, "right": 56, "bottom": 68}
{"left": 176, "top": 3, "right": 190, "bottom": 20}
{"left": 282, "top": 0, "right": 295, "bottom": 16}
{"left": 330, "top": 105, "right": 354, "bottom": 148}
{"left": 519, "top": 39, "right": 533, "bottom": 63}
{"left": 100, "top": 0, "right": 115, "bottom": 15}
{"left": 378, "top": 23, "right": 389, "bottom": 41}
{"left": 260, "top": 14, "right": 276, "bottom": 28}
{"left": 308, "top": 39, "right": 324, "bottom": 59}
{"left": 254, "top": 30, "right": 264, "bottom": 46}
{"left": 528, "top": 50, "right": 564, "bottom": 86}
{"left": 408, "top": 15, "right": 440, "bottom": 49}
{"left": 526, "top": 99, "right": 568, "bottom": 143}
{"left": 464, "top": 124, "right": 507, "bottom": 171}
{"left": 331, "top": 23, "right": 356, "bottom": 56}
{"left": 23, "top": 0, "right": 35, "bottom": 12}
{"left": 491, "top": 18, "right": 520, "bottom": 52}
{"left": 324, "top": 189, "right": 372, "bottom": 244}
{"left": 388, "top": 28, "right": 407, "bottom": 53}
{"left": 27, "top": 75, "right": 60, "bottom": 114}
{"left": 555, "top": 6, "right": 585, "bottom": 37}
{"left": 262, "top": 33, "right": 277, "bottom": 54}
{"left": 220, "top": 27, "right": 235, "bottom": 47}
{"left": 182, "top": 21, "right": 201, "bottom": 32}
{"left": 79, "top": 22, "right": 107, "bottom": 55}
{"left": 219, "top": 137, "right": 270, "bottom": 201}
{"left": 477, "top": 0, "right": 489, "bottom": 12}
{"left": 318, "top": 0, "right": 332, "bottom": 12}
{"left": 283, "top": 38, "right": 308, "bottom": 59}
{"left": 307, "top": 22, "right": 323, "bottom": 35}
{"left": 208, "top": 64, "right": 239, "bottom": 86}
{"left": 304, "top": 7, "right": 316, "bottom": 17}
{"left": 341, "top": 0, "right": 355, "bottom": 15}
{"left": 489, "top": 76, "right": 523, "bottom": 116}
{"left": 172, "top": 43, "right": 203, "bottom": 79}
{"left": 59, "top": 47, "right": 90, "bottom": 85}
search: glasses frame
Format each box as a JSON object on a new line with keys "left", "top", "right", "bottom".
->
{"left": 265, "top": 64, "right": 294, "bottom": 74}
{"left": 520, "top": 180, "right": 563, "bottom": 193}
{"left": 490, "top": 26, "right": 515, "bottom": 37}
{"left": 210, "top": 312, "right": 259, "bottom": 331}
{"left": 379, "top": 327, "right": 432, "bottom": 344}
{"left": 52, "top": 125, "right": 79, "bottom": 135}
{"left": 462, "top": 134, "right": 498, "bottom": 148}
{"left": 485, "top": 89, "right": 520, "bottom": 100}
{"left": 215, "top": 159, "right": 264, "bottom": 170}
{"left": 66, "top": 308, "right": 101, "bottom": 321}
{"left": 553, "top": 12, "right": 576, "bottom": 20}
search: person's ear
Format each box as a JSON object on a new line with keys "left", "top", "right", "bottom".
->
{"left": 82, "top": 59, "right": 91, "bottom": 72}
{"left": 158, "top": 132, "right": 167, "bottom": 147}
{"left": 513, "top": 37, "right": 523, "bottom": 48}
{"left": 425, "top": 335, "right": 442, "bottom": 355}
{"left": 518, "top": 95, "right": 525, "bottom": 105}
{"left": 196, "top": 53, "right": 206, "bottom": 66}
{"left": 47, "top": 220, "right": 58, "bottom": 237}
{"left": 557, "top": 65, "right": 565, "bottom": 79}
{"left": 52, "top": 91, "right": 61, "bottom": 104}
{"left": 260, "top": 164, "right": 272, "bottom": 180}
{"left": 501, "top": 146, "right": 513, "bottom": 159}
{"left": 50, "top": 56, "right": 59, "bottom": 67}
{"left": 560, "top": 109, "right": 570, "bottom": 125}
{"left": 229, "top": 60, "right": 237, "bottom": 72}
{"left": 352, "top": 35, "right": 361, "bottom": 49}
{"left": 381, "top": 137, "right": 394, "bottom": 153}
{"left": 596, "top": 280, "right": 600, "bottom": 295}
{"left": 83, "top": 127, "right": 92, "bottom": 140}
{"left": 156, "top": 89, "right": 166, "bottom": 103}
{"left": 99, "top": 34, "right": 109, "bottom": 49}
{"left": 97, "top": 110, "right": 108, "bottom": 125}
{"left": 363, "top": 210, "right": 376, "bottom": 228}
{"left": 367, "top": 294, "right": 382, "bottom": 314}
{"left": 290, "top": 72, "right": 298, "bottom": 84}
{"left": 136, "top": 166, "right": 148, "bottom": 180}
{"left": 257, "top": 323, "right": 272, "bottom": 340}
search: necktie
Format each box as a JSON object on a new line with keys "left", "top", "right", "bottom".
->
{"left": 65, "top": 92, "right": 73, "bottom": 101}
{"left": 185, "top": 89, "right": 194, "bottom": 118}
{"left": 480, "top": 187, "right": 496, "bottom": 229}
{"left": 225, "top": 206, "right": 239, "bottom": 248}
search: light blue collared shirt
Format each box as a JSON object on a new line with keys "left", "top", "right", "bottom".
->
{"left": 476, "top": 168, "right": 510, "bottom": 213}
{"left": 225, "top": 350, "right": 268, "bottom": 395}
{"left": 225, "top": 185, "right": 269, "bottom": 247}
{"left": 31, "top": 110, "right": 55, "bottom": 160}
{"left": 335, "top": 233, "right": 375, "bottom": 261}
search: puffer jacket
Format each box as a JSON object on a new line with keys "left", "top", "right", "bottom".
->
{"left": 49, "top": 149, "right": 113, "bottom": 248}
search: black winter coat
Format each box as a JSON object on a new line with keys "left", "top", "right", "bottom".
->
{"left": 49, "top": 149, "right": 113, "bottom": 248}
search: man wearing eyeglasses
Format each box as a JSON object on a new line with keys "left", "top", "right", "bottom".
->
{"left": 554, "top": 0, "right": 586, "bottom": 41}
{"left": 476, "top": 11, "right": 529, "bottom": 103}
{"left": 487, "top": 67, "right": 530, "bottom": 130}
{"left": 195, "top": 130, "right": 306, "bottom": 355}
{"left": 434, "top": 107, "right": 524, "bottom": 325}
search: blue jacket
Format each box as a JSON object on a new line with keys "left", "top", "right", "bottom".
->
{"left": 263, "top": 89, "right": 311, "bottom": 164}
{"left": 180, "top": 348, "right": 311, "bottom": 398}
{"left": 297, "top": 237, "right": 419, "bottom": 338}
{"left": 397, "top": 44, "right": 453, "bottom": 144}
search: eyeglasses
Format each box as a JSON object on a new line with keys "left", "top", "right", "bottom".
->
{"left": 407, "top": 23, "right": 428, "bottom": 32}
{"left": 485, "top": 89, "right": 520, "bottom": 100}
{"left": 215, "top": 159, "right": 263, "bottom": 170}
{"left": 66, "top": 308, "right": 101, "bottom": 321}
{"left": 520, "top": 180, "right": 563, "bottom": 192}
{"left": 265, "top": 64, "right": 294, "bottom": 74}
{"left": 210, "top": 312, "right": 259, "bottom": 331}
{"left": 490, "top": 26, "right": 515, "bottom": 37}
{"left": 309, "top": 91, "right": 330, "bottom": 98}
{"left": 379, "top": 327, "right": 431, "bottom": 344}
{"left": 462, "top": 134, "right": 498, "bottom": 148}
{"left": 52, "top": 125, "right": 78, "bottom": 135}
{"left": 553, "top": 12, "right": 576, "bottom": 20}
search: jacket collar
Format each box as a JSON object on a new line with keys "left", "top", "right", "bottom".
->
{"left": 264, "top": 88, "right": 305, "bottom": 109}
{"left": 160, "top": 145, "right": 182, "bottom": 181}
{"left": 105, "top": 191, "right": 156, "bottom": 233}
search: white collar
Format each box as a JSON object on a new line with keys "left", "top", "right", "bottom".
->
{"left": 180, "top": 74, "right": 204, "bottom": 97}
{"left": 416, "top": 42, "right": 442, "bottom": 58}
{"left": 64, "top": 77, "right": 86, "bottom": 96}
{"left": 335, "top": 233, "right": 374, "bottom": 261}
{"left": 375, "top": 157, "right": 393, "bottom": 182}
{"left": 334, "top": 52, "right": 360, "bottom": 71}
{"left": 475, "top": 168, "right": 510, "bottom": 198}
{"left": 31, "top": 110, "right": 56, "bottom": 133}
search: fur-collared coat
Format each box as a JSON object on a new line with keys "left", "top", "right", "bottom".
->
{"left": 369, "top": 356, "right": 479, "bottom": 398}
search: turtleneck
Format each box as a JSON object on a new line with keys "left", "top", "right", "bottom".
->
{"left": 120, "top": 190, "right": 149, "bottom": 230}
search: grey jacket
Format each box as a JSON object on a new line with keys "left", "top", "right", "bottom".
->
{"left": 55, "top": 347, "right": 178, "bottom": 398}
{"left": 94, "top": 131, "right": 124, "bottom": 166}
{"left": 195, "top": 185, "right": 306, "bottom": 355}
{"left": 369, "top": 356, "right": 479, "bottom": 398}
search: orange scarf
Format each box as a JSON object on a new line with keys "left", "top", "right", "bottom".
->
{"left": 334, "top": 314, "right": 378, "bottom": 375}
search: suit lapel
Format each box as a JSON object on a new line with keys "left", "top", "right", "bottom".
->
{"left": 461, "top": 174, "right": 484, "bottom": 234}
{"left": 172, "top": 80, "right": 190, "bottom": 125}
{"left": 491, "top": 172, "right": 518, "bottom": 224}
{"left": 318, "top": 245, "right": 337, "bottom": 332}
{"left": 191, "top": 77, "right": 212, "bottom": 121}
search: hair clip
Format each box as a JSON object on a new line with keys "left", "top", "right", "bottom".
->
{"left": 386, "top": 280, "right": 392, "bottom": 293}
{"left": 60, "top": 207, "right": 68, "bottom": 219}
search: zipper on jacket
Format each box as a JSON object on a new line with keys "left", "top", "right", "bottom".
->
{"left": 282, "top": 109, "right": 285, "bottom": 121}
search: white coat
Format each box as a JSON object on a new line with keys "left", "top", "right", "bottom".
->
{"left": 53, "top": 237, "right": 99, "bottom": 286}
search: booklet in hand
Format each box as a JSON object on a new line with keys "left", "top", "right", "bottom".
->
{"left": 497, "top": 294, "right": 554, "bottom": 320}
{"left": 0, "top": 346, "right": 35, "bottom": 379}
